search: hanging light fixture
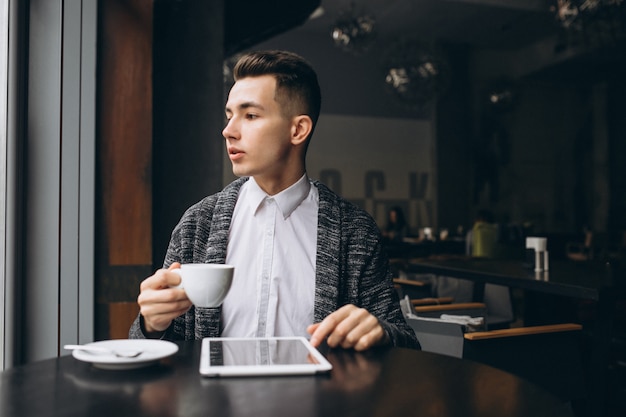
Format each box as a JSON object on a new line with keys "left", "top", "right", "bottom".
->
{"left": 330, "top": 4, "right": 376, "bottom": 55}
{"left": 382, "top": 41, "right": 449, "bottom": 111}
{"left": 553, "top": 0, "right": 581, "bottom": 29}
{"left": 551, "top": 0, "right": 626, "bottom": 45}
{"left": 484, "top": 79, "right": 519, "bottom": 113}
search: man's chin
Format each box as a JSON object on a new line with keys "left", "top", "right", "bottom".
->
{"left": 231, "top": 167, "right": 250, "bottom": 178}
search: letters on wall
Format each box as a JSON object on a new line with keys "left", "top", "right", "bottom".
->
{"left": 308, "top": 115, "right": 435, "bottom": 234}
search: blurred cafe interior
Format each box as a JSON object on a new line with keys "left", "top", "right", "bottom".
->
{"left": 1, "top": 0, "right": 626, "bottom": 416}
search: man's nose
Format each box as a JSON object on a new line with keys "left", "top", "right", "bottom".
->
{"left": 222, "top": 119, "right": 236, "bottom": 139}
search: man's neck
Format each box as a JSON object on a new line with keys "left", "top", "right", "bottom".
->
{"left": 254, "top": 170, "right": 306, "bottom": 196}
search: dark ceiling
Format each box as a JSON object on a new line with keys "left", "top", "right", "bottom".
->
{"left": 224, "top": 0, "right": 321, "bottom": 56}
{"left": 224, "top": 0, "right": 626, "bottom": 79}
{"left": 300, "top": 0, "right": 561, "bottom": 50}
{"left": 294, "top": 0, "right": 626, "bottom": 80}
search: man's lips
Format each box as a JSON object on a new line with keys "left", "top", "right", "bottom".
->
{"left": 228, "top": 147, "right": 244, "bottom": 161}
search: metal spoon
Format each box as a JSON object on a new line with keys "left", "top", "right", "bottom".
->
{"left": 64, "top": 344, "right": 143, "bottom": 358}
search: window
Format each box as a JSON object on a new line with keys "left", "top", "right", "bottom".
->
{"left": 1, "top": 0, "right": 10, "bottom": 371}
{"left": 2, "top": 0, "right": 97, "bottom": 368}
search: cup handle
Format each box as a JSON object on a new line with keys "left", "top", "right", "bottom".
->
{"left": 170, "top": 268, "right": 183, "bottom": 289}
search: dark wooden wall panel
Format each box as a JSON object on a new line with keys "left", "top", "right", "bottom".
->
{"left": 99, "top": 0, "right": 153, "bottom": 266}
{"left": 96, "top": 0, "right": 154, "bottom": 340}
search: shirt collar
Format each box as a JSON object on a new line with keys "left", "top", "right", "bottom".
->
{"left": 246, "top": 175, "right": 311, "bottom": 220}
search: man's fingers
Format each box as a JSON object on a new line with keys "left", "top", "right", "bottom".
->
{"left": 350, "top": 317, "right": 386, "bottom": 351}
{"left": 138, "top": 289, "right": 189, "bottom": 310}
{"left": 138, "top": 286, "right": 188, "bottom": 306}
{"left": 308, "top": 305, "right": 387, "bottom": 351}
{"left": 140, "top": 263, "right": 182, "bottom": 291}
{"left": 141, "top": 306, "right": 190, "bottom": 333}
{"left": 327, "top": 309, "right": 367, "bottom": 348}
{"left": 168, "top": 262, "right": 181, "bottom": 270}
{"left": 308, "top": 307, "right": 351, "bottom": 347}
{"left": 138, "top": 290, "right": 192, "bottom": 333}
{"left": 137, "top": 264, "right": 190, "bottom": 334}
{"left": 333, "top": 309, "right": 380, "bottom": 349}
{"left": 306, "top": 323, "right": 320, "bottom": 335}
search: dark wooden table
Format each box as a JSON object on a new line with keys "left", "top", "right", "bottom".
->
{"left": 385, "top": 238, "right": 466, "bottom": 261}
{"left": 408, "top": 256, "right": 625, "bottom": 417}
{"left": 407, "top": 256, "right": 618, "bottom": 300}
{"left": 0, "top": 341, "right": 573, "bottom": 417}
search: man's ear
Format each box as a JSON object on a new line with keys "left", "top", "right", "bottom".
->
{"left": 291, "top": 115, "right": 313, "bottom": 146}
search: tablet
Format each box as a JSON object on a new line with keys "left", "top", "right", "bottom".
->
{"left": 199, "top": 337, "right": 333, "bottom": 377}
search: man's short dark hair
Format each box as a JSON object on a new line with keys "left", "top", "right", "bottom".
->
{"left": 233, "top": 50, "right": 322, "bottom": 131}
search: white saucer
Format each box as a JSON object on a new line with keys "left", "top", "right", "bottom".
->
{"left": 71, "top": 339, "right": 179, "bottom": 370}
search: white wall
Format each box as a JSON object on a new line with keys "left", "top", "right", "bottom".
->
{"left": 308, "top": 115, "right": 435, "bottom": 231}
{"left": 222, "top": 114, "right": 436, "bottom": 234}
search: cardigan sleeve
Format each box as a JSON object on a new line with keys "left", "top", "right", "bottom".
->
{"left": 344, "top": 213, "right": 421, "bottom": 350}
{"left": 314, "top": 180, "right": 420, "bottom": 350}
{"left": 129, "top": 192, "right": 224, "bottom": 340}
{"left": 127, "top": 202, "right": 206, "bottom": 340}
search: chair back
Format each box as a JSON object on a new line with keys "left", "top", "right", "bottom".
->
{"left": 405, "top": 316, "right": 465, "bottom": 358}
{"left": 401, "top": 296, "right": 586, "bottom": 408}
{"left": 401, "top": 296, "right": 471, "bottom": 358}
{"left": 414, "top": 302, "right": 488, "bottom": 319}
{"left": 463, "top": 326, "right": 586, "bottom": 405}
{"left": 399, "top": 296, "right": 414, "bottom": 317}
{"left": 482, "top": 284, "right": 515, "bottom": 327}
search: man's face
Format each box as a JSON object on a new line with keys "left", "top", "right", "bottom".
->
{"left": 223, "top": 75, "right": 294, "bottom": 182}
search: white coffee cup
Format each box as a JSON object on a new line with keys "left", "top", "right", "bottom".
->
{"left": 171, "top": 263, "right": 234, "bottom": 308}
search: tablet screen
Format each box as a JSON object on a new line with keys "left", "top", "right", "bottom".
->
{"left": 209, "top": 338, "right": 317, "bottom": 366}
{"left": 200, "top": 337, "right": 332, "bottom": 376}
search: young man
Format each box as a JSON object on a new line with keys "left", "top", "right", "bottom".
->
{"left": 130, "top": 50, "right": 419, "bottom": 351}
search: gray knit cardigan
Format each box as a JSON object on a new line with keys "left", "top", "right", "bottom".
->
{"left": 129, "top": 177, "right": 420, "bottom": 349}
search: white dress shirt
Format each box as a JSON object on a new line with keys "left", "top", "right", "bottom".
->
{"left": 221, "top": 175, "right": 318, "bottom": 338}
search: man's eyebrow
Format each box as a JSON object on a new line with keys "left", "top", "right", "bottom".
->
{"left": 225, "top": 101, "right": 265, "bottom": 113}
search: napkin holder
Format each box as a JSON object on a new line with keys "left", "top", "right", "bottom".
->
{"left": 526, "top": 237, "right": 549, "bottom": 272}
